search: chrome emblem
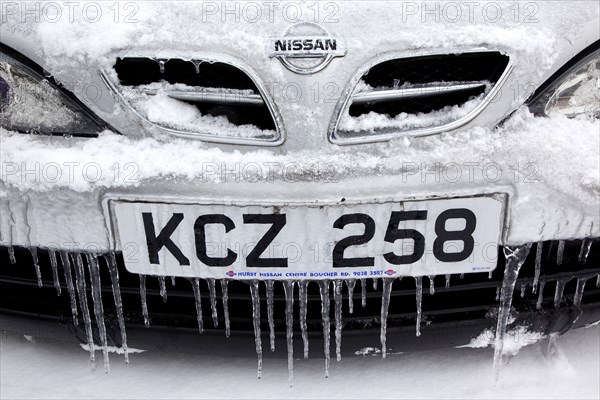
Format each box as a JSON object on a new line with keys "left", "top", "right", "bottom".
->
{"left": 269, "top": 22, "right": 346, "bottom": 75}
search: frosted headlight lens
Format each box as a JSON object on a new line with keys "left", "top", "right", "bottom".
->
{"left": 544, "top": 54, "right": 599, "bottom": 120}
{"left": 0, "top": 52, "right": 103, "bottom": 136}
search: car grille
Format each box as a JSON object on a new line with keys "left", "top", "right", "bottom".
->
{"left": 330, "top": 51, "right": 512, "bottom": 144}
{"left": 104, "top": 57, "right": 282, "bottom": 143}
{"left": 1, "top": 239, "right": 599, "bottom": 336}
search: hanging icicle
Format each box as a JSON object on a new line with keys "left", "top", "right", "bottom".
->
{"left": 573, "top": 277, "right": 589, "bottom": 306}
{"left": 318, "top": 280, "right": 331, "bottom": 378}
{"left": 460, "top": 273, "right": 465, "bottom": 279}
{"left": 266, "top": 280, "right": 275, "bottom": 352}
{"left": 520, "top": 283, "right": 527, "bottom": 298}
{"left": 48, "top": 250, "right": 61, "bottom": 296}
{"left": 333, "top": 280, "right": 343, "bottom": 362}
{"left": 536, "top": 280, "right": 546, "bottom": 310}
{"left": 282, "top": 281, "right": 295, "bottom": 386}
{"left": 249, "top": 280, "right": 263, "bottom": 379}
{"left": 8, "top": 246, "right": 16, "bottom": 264}
{"left": 380, "top": 278, "right": 393, "bottom": 358}
{"left": 29, "top": 248, "right": 42, "bottom": 287}
{"left": 158, "top": 276, "right": 167, "bottom": 302}
{"left": 495, "top": 287, "right": 500, "bottom": 301}
{"left": 191, "top": 278, "right": 204, "bottom": 334}
{"left": 345, "top": 279, "right": 356, "bottom": 314}
{"left": 488, "top": 271, "right": 493, "bottom": 279}
{"left": 554, "top": 280, "right": 567, "bottom": 308}
{"left": 207, "top": 278, "right": 218, "bottom": 328}
{"left": 171, "top": 276, "right": 176, "bottom": 287}
{"left": 533, "top": 242, "right": 543, "bottom": 294}
{"left": 220, "top": 279, "right": 230, "bottom": 338}
{"left": 298, "top": 280, "right": 309, "bottom": 359}
{"left": 493, "top": 244, "right": 532, "bottom": 381}
{"left": 360, "top": 278, "right": 367, "bottom": 307}
{"left": 86, "top": 254, "right": 110, "bottom": 373}
{"left": 415, "top": 277, "right": 423, "bottom": 337}
{"left": 139, "top": 274, "right": 150, "bottom": 328}
{"left": 372, "top": 278, "right": 379, "bottom": 291}
{"left": 578, "top": 239, "right": 592, "bottom": 264}
{"left": 60, "top": 251, "right": 78, "bottom": 325}
{"left": 72, "top": 253, "right": 95, "bottom": 365}
{"left": 445, "top": 274, "right": 451, "bottom": 289}
{"left": 556, "top": 240, "right": 565, "bottom": 266}
{"left": 104, "top": 253, "right": 129, "bottom": 363}
{"left": 428, "top": 276, "right": 435, "bottom": 295}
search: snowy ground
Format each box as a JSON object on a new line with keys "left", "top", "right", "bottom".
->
{"left": 1, "top": 314, "right": 598, "bottom": 399}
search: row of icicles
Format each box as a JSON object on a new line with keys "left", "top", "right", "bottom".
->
{"left": 5, "top": 238, "right": 599, "bottom": 384}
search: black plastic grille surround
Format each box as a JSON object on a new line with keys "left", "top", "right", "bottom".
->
{"left": 1, "top": 239, "right": 599, "bottom": 335}
{"left": 113, "top": 57, "right": 277, "bottom": 132}
{"left": 349, "top": 51, "right": 511, "bottom": 119}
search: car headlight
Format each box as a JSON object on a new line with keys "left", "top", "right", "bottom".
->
{"left": 0, "top": 46, "right": 106, "bottom": 136}
{"left": 529, "top": 42, "right": 599, "bottom": 120}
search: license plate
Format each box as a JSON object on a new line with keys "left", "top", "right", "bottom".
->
{"left": 113, "top": 196, "right": 504, "bottom": 280}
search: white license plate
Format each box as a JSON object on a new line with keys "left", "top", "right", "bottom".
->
{"left": 113, "top": 196, "right": 504, "bottom": 280}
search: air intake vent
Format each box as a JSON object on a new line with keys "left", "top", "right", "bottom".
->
{"left": 103, "top": 57, "right": 283, "bottom": 145}
{"left": 330, "top": 51, "right": 511, "bottom": 144}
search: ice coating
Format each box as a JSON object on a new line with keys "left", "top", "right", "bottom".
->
{"left": 493, "top": 244, "right": 532, "bottom": 381}
{"left": 266, "top": 280, "right": 275, "bottom": 352}
{"left": 380, "top": 278, "right": 394, "bottom": 358}
{"left": 86, "top": 254, "right": 110, "bottom": 372}
{"left": 318, "top": 280, "right": 331, "bottom": 378}
{"left": 105, "top": 253, "right": 129, "bottom": 363}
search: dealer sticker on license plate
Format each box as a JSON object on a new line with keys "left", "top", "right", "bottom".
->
{"left": 113, "top": 196, "right": 504, "bottom": 280}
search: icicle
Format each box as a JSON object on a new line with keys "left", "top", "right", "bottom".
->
{"left": 266, "top": 280, "right": 275, "bottom": 352}
{"left": 445, "top": 274, "right": 451, "bottom": 289}
{"left": 207, "top": 278, "right": 218, "bottom": 328}
{"left": 60, "top": 251, "right": 78, "bottom": 325}
{"left": 86, "top": 254, "right": 110, "bottom": 373}
{"left": 520, "top": 283, "right": 527, "bottom": 298}
{"left": 171, "top": 276, "right": 176, "bottom": 287}
{"left": 191, "top": 278, "right": 204, "bottom": 333}
{"left": 360, "top": 278, "right": 367, "bottom": 307}
{"left": 333, "top": 280, "right": 343, "bottom": 362}
{"left": 29, "top": 248, "right": 42, "bottom": 287}
{"left": 460, "top": 273, "right": 464, "bottom": 279}
{"left": 48, "top": 250, "right": 61, "bottom": 296}
{"left": 578, "top": 239, "right": 592, "bottom": 264}
{"left": 536, "top": 280, "right": 546, "bottom": 310}
{"left": 495, "top": 287, "right": 500, "bottom": 301}
{"left": 191, "top": 60, "right": 201, "bottom": 74}
{"left": 597, "top": 275, "right": 600, "bottom": 287}
{"left": 372, "top": 278, "right": 379, "bottom": 290}
{"left": 493, "top": 244, "right": 532, "bottom": 381}
{"left": 8, "top": 246, "right": 16, "bottom": 264}
{"left": 573, "top": 277, "right": 588, "bottom": 306}
{"left": 220, "top": 280, "right": 230, "bottom": 337}
{"left": 283, "top": 281, "right": 295, "bottom": 385}
{"left": 533, "top": 242, "right": 543, "bottom": 294}
{"left": 72, "top": 253, "right": 95, "bottom": 365}
{"left": 157, "top": 59, "right": 166, "bottom": 73}
{"left": 158, "top": 276, "right": 167, "bottom": 302}
{"left": 557, "top": 240, "right": 565, "bottom": 266}
{"left": 380, "top": 278, "right": 393, "bottom": 358}
{"left": 345, "top": 279, "right": 356, "bottom": 314}
{"left": 415, "top": 276, "right": 423, "bottom": 337}
{"left": 139, "top": 275, "right": 150, "bottom": 328}
{"left": 249, "top": 280, "right": 263, "bottom": 379}
{"left": 298, "top": 280, "right": 309, "bottom": 359}
{"left": 105, "top": 253, "right": 129, "bottom": 363}
{"left": 428, "top": 276, "right": 435, "bottom": 295}
{"left": 488, "top": 271, "right": 493, "bottom": 279}
{"left": 554, "top": 280, "right": 566, "bottom": 308}
{"left": 318, "top": 280, "right": 331, "bottom": 378}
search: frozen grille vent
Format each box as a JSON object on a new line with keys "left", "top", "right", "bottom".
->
{"left": 330, "top": 51, "right": 511, "bottom": 144}
{"left": 104, "top": 57, "right": 283, "bottom": 145}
